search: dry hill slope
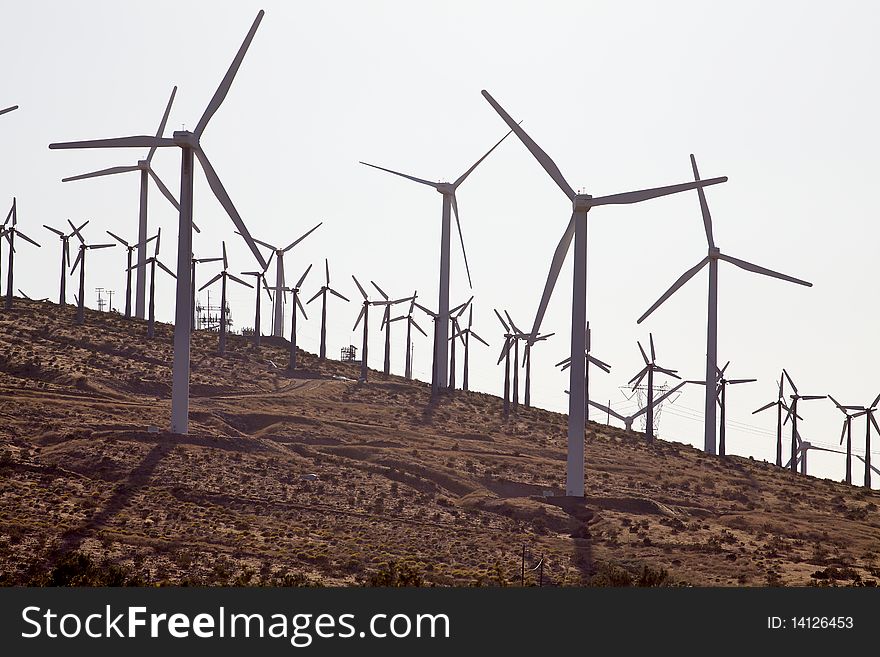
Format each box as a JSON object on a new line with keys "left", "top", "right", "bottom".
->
{"left": 0, "top": 298, "right": 878, "bottom": 586}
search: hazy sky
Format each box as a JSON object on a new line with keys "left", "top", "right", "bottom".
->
{"left": 2, "top": 1, "right": 878, "bottom": 485}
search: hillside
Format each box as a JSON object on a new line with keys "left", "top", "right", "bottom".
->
{"left": 0, "top": 298, "right": 878, "bottom": 587}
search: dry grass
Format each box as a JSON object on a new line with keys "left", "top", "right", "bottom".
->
{"left": 0, "top": 297, "right": 878, "bottom": 586}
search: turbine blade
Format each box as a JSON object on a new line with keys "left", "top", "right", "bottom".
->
{"left": 414, "top": 302, "right": 437, "bottom": 318}
{"left": 71, "top": 249, "right": 83, "bottom": 273}
{"left": 529, "top": 212, "right": 575, "bottom": 337}
{"left": 649, "top": 333, "right": 656, "bottom": 362}
{"left": 652, "top": 381, "right": 688, "bottom": 405}
{"left": 295, "top": 264, "right": 312, "bottom": 289}
{"left": 194, "top": 148, "right": 267, "bottom": 269}
{"left": 62, "top": 165, "right": 139, "bottom": 182}
{"left": 148, "top": 85, "right": 177, "bottom": 163}
{"left": 783, "top": 369, "right": 798, "bottom": 395}
{"left": 16, "top": 231, "right": 41, "bottom": 248}
{"left": 690, "top": 154, "right": 715, "bottom": 249}
{"left": 282, "top": 221, "right": 322, "bottom": 252}
{"left": 296, "top": 294, "right": 308, "bottom": 319}
{"left": 353, "top": 305, "right": 366, "bottom": 331}
{"left": 358, "top": 161, "right": 439, "bottom": 189}
{"left": 148, "top": 168, "right": 180, "bottom": 210}
{"left": 840, "top": 421, "right": 847, "bottom": 445}
{"left": 371, "top": 280, "right": 389, "bottom": 300}
{"left": 872, "top": 392, "right": 880, "bottom": 409}
{"left": 480, "top": 90, "right": 575, "bottom": 200}
{"left": 227, "top": 273, "right": 253, "bottom": 288}
{"left": 199, "top": 272, "right": 223, "bottom": 291}
{"left": 719, "top": 253, "right": 812, "bottom": 287}
{"left": 194, "top": 10, "right": 265, "bottom": 137}
{"left": 728, "top": 378, "right": 757, "bottom": 385}
{"left": 352, "top": 275, "right": 369, "bottom": 300}
{"left": 411, "top": 317, "right": 428, "bottom": 338}
{"left": 0, "top": 105, "right": 18, "bottom": 116}
{"left": 752, "top": 402, "right": 776, "bottom": 414}
{"left": 453, "top": 128, "right": 514, "bottom": 189}
{"left": 504, "top": 310, "right": 523, "bottom": 335}
{"left": 588, "top": 399, "right": 627, "bottom": 423}
{"left": 450, "top": 193, "right": 472, "bottom": 289}
{"left": 306, "top": 288, "right": 323, "bottom": 305}
{"left": 637, "top": 341, "right": 649, "bottom": 365}
{"left": 43, "top": 225, "right": 64, "bottom": 237}
{"left": 589, "top": 177, "right": 728, "bottom": 207}
{"left": 328, "top": 288, "right": 349, "bottom": 302}
{"left": 470, "top": 330, "right": 489, "bottom": 347}
{"left": 494, "top": 308, "right": 510, "bottom": 332}
{"left": 50, "top": 136, "right": 176, "bottom": 150}
{"left": 222, "top": 241, "right": 228, "bottom": 270}
{"left": 156, "top": 260, "right": 177, "bottom": 279}
{"left": 325, "top": 258, "right": 330, "bottom": 286}
{"left": 106, "top": 230, "right": 129, "bottom": 247}
{"left": 588, "top": 355, "right": 612, "bottom": 373}
{"left": 245, "top": 234, "right": 278, "bottom": 251}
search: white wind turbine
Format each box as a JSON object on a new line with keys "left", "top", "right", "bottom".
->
{"left": 589, "top": 382, "right": 688, "bottom": 432}
{"left": 390, "top": 294, "right": 429, "bottom": 382}
{"left": 190, "top": 250, "right": 225, "bottom": 332}
{"left": 637, "top": 154, "right": 812, "bottom": 456}
{"left": 106, "top": 229, "right": 158, "bottom": 317}
{"left": 43, "top": 220, "right": 89, "bottom": 306}
{"left": 50, "top": 10, "right": 271, "bottom": 434}
{"left": 3, "top": 198, "right": 42, "bottom": 310}
{"left": 360, "top": 128, "right": 513, "bottom": 391}
{"left": 60, "top": 87, "right": 184, "bottom": 320}
{"left": 449, "top": 304, "right": 488, "bottom": 391}
{"left": 371, "top": 280, "right": 415, "bottom": 376}
{"left": 244, "top": 222, "right": 322, "bottom": 337}
{"left": 556, "top": 323, "right": 609, "bottom": 419}
{"left": 482, "top": 90, "right": 728, "bottom": 497}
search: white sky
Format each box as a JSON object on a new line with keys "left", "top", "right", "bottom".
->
{"left": 2, "top": 1, "right": 878, "bottom": 485}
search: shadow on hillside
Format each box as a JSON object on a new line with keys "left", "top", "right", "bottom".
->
{"left": 543, "top": 496, "right": 596, "bottom": 584}
{"left": 55, "top": 442, "right": 170, "bottom": 555}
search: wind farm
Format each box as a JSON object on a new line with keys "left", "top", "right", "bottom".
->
{"left": 1, "top": 3, "right": 879, "bottom": 592}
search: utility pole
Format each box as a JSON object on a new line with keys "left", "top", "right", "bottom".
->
{"left": 107, "top": 289, "right": 115, "bottom": 312}
{"left": 95, "top": 287, "right": 105, "bottom": 312}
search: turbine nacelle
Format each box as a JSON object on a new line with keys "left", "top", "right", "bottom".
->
{"left": 172, "top": 130, "right": 199, "bottom": 149}
{"left": 137, "top": 160, "right": 150, "bottom": 169}
{"left": 709, "top": 246, "right": 721, "bottom": 258}
{"left": 435, "top": 183, "right": 454, "bottom": 195}
{"left": 573, "top": 194, "right": 593, "bottom": 211}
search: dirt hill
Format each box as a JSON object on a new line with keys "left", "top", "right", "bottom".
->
{"left": 0, "top": 298, "right": 877, "bottom": 587}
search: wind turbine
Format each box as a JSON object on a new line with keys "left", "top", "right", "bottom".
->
{"left": 627, "top": 334, "right": 681, "bottom": 442}
{"left": 391, "top": 294, "right": 428, "bottom": 381}
{"left": 50, "top": 10, "right": 271, "bottom": 434}
{"left": 589, "top": 382, "right": 688, "bottom": 432}
{"left": 449, "top": 305, "right": 488, "bottom": 391}
{"left": 785, "top": 439, "right": 845, "bottom": 477}
{"left": 241, "top": 251, "right": 275, "bottom": 348}
{"left": 494, "top": 309, "right": 515, "bottom": 417}
{"left": 752, "top": 373, "right": 797, "bottom": 467}
{"left": 3, "top": 199, "right": 42, "bottom": 310}
{"left": 850, "top": 393, "right": 880, "bottom": 488}
{"left": 191, "top": 250, "right": 225, "bottom": 332}
{"left": 502, "top": 310, "right": 527, "bottom": 407}
{"left": 556, "top": 323, "right": 609, "bottom": 420}
{"left": 59, "top": 86, "right": 183, "bottom": 320}
{"left": 131, "top": 229, "right": 176, "bottom": 338}
{"left": 482, "top": 90, "right": 727, "bottom": 497}
{"left": 713, "top": 362, "right": 756, "bottom": 456}
{"left": 283, "top": 264, "right": 311, "bottom": 370}
{"left": 448, "top": 297, "right": 474, "bottom": 390}
{"left": 351, "top": 275, "right": 377, "bottom": 382}
{"left": 781, "top": 370, "right": 826, "bottom": 474}
{"left": 106, "top": 229, "right": 158, "bottom": 317}
{"left": 199, "top": 242, "right": 253, "bottom": 355}
{"left": 245, "top": 222, "right": 322, "bottom": 337}
{"left": 360, "top": 127, "right": 514, "bottom": 392}
{"left": 370, "top": 280, "right": 415, "bottom": 376}
{"left": 70, "top": 229, "right": 114, "bottom": 325}
{"left": 828, "top": 395, "right": 863, "bottom": 485}
{"left": 637, "top": 155, "right": 812, "bottom": 456}
{"left": 306, "top": 259, "right": 349, "bottom": 360}
{"left": 42, "top": 220, "right": 88, "bottom": 306}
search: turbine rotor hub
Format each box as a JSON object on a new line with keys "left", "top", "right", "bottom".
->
{"left": 172, "top": 130, "right": 199, "bottom": 149}
{"left": 709, "top": 247, "right": 721, "bottom": 258}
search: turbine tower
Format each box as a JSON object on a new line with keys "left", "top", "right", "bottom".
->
{"left": 360, "top": 128, "right": 513, "bottom": 392}
{"left": 850, "top": 393, "right": 880, "bottom": 488}
{"left": 50, "top": 10, "right": 271, "bottom": 434}
{"left": 828, "top": 395, "right": 863, "bottom": 485}
{"left": 637, "top": 155, "right": 812, "bottom": 456}
{"left": 283, "top": 264, "right": 311, "bottom": 370}
{"left": 70, "top": 226, "right": 114, "bottom": 325}
{"left": 449, "top": 305, "right": 488, "bottom": 391}
{"left": 59, "top": 87, "right": 183, "bottom": 320}
{"left": 134, "top": 228, "right": 176, "bottom": 339}
{"left": 482, "top": 90, "right": 727, "bottom": 497}
{"left": 391, "top": 294, "right": 428, "bottom": 381}
{"left": 241, "top": 252, "right": 275, "bottom": 348}
{"left": 713, "top": 362, "right": 756, "bottom": 456}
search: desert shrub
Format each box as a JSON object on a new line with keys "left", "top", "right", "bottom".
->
{"left": 366, "top": 560, "right": 425, "bottom": 587}
{"left": 0, "top": 449, "right": 13, "bottom": 467}
{"left": 590, "top": 561, "right": 672, "bottom": 587}
{"left": 30, "top": 550, "right": 143, "bottom": 586}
